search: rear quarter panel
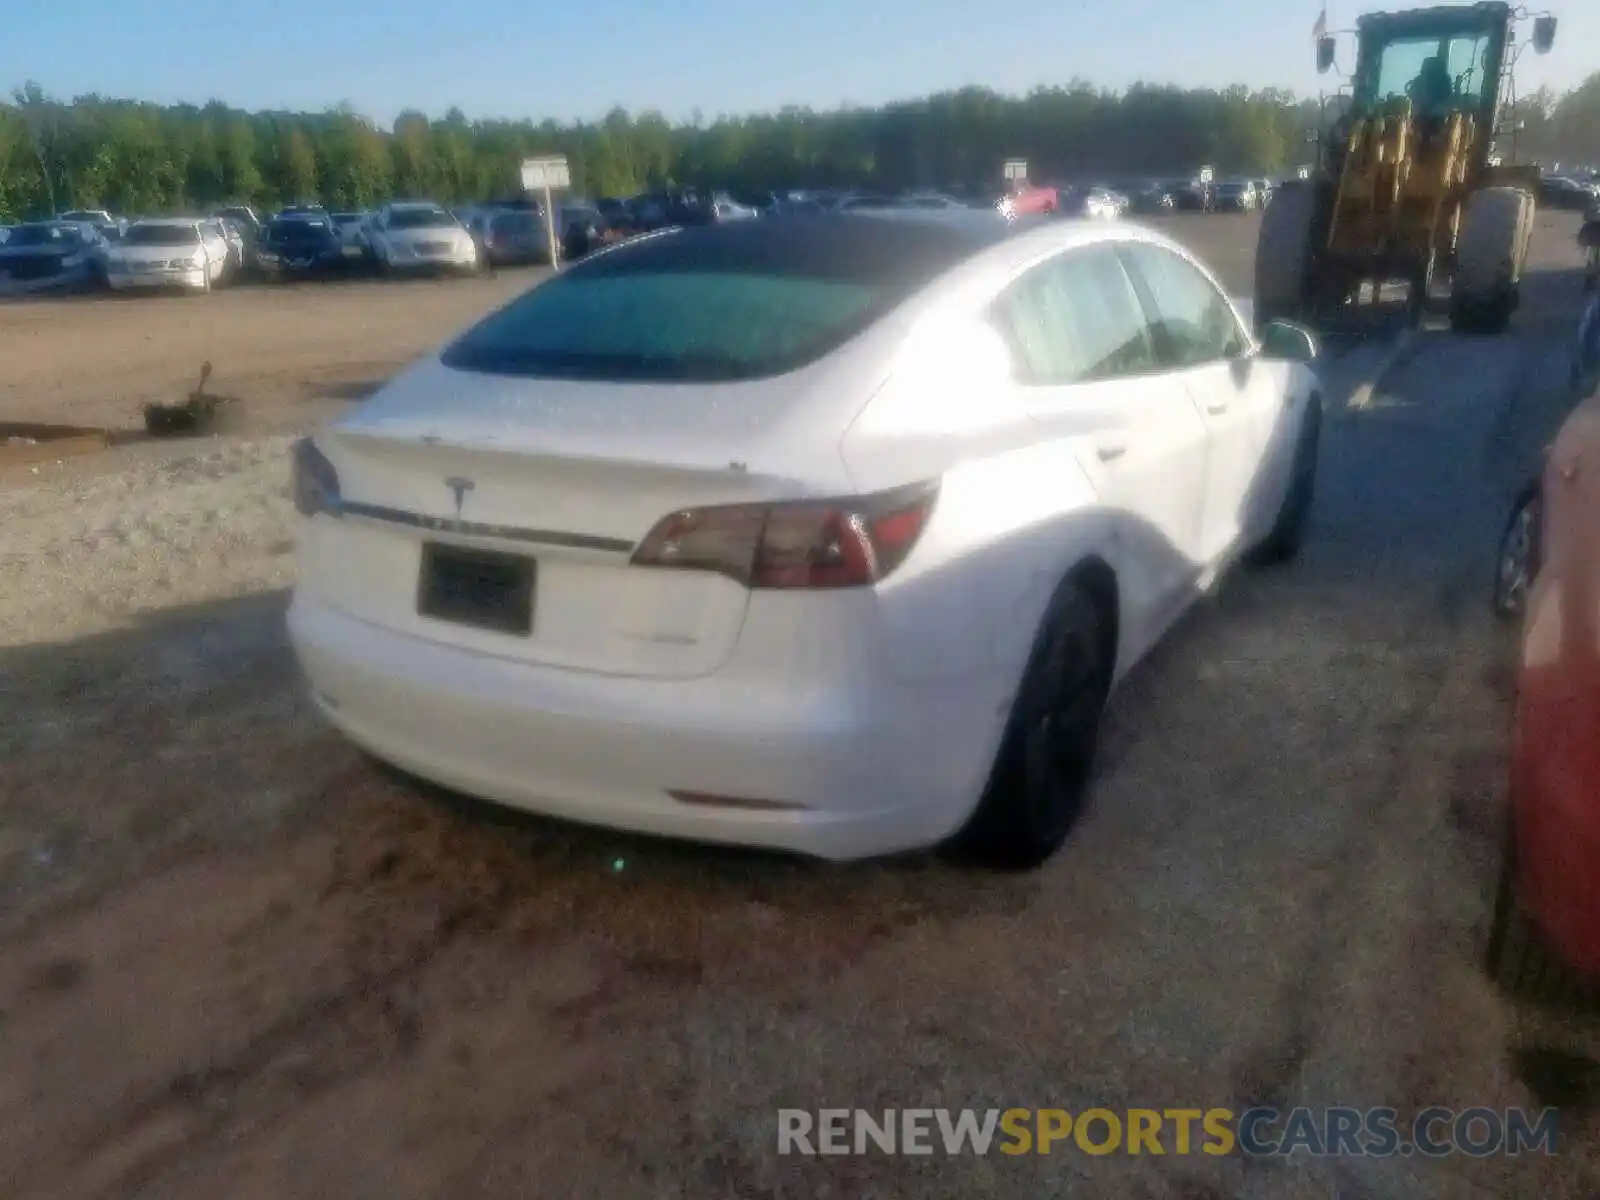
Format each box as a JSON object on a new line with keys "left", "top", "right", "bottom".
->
{"left": 839, "top": 309, "right": 1120, "bottom": 687}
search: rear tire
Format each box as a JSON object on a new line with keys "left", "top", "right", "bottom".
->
{"left": 1450, "top": 187, "right": 1534, "bottom": 336}
{"left": 956, "top": 581, "right": 1113, "bottom": 870}
{"left": 1487, "top": 835, "right": 1578, "bottom": 1003}
{"left": 1254, "top": 182, "right": 1319, "bottom": 331}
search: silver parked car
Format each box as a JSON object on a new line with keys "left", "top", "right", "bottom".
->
{"left": 330, "top": 211, "right": 371, "bottom": 260}
{"left": 367, "top": 202, "right": 479, "bottom": 274}
{"left": 468, "top": 207, "right": 552, "bottom": 266}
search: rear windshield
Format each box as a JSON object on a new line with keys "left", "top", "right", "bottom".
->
{"left": 491, "top": 211, "right": 539, "bottom": 234}
{"left": 441, "top": 218, "right": 1002, "bottom": 382}
{"left": 6, "top": 225, "right": 77, "bottom": 247}
{"left": 122, "top": 224, "right": 200, "bottom": 246}
{"left": 387, "top": 208, "right": 454, "bottom": 230}
{"left": 269, "top": 219, "right": 331, "bottom": 240}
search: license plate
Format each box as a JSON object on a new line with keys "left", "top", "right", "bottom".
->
{"left": 417, "top": 544, "right": 535, "bottom": 636}
{"left": 419, "top": 242, "right": 449, "bottom": 254}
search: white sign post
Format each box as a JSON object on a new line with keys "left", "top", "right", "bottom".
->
{"left": 521, "top": 156, "right": 570, "bottom": 267}
{"left": 1003, "top": 158, "right": 1028, "bottom": 183}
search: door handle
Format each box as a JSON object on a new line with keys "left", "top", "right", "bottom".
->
{"left": 1206, "top": 402, "right": 1229, "bottom": 414}
{"left": 1096, "top": 444, "right": 1127, "bottom": 462}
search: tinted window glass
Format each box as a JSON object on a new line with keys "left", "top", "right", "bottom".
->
{"left": 492, "top": 211, "right": 539, "bottom": 234}
{"left": 991, "top": 243, "right": 1159, "bottom": 385}
{"left": 123, "top": 224, "right": 201, "bottom": 247}
{"left": 6, "top": 224, "right": 77, "bottom": 247}
{"left": 268, "top": 219, "right": 333, "bottom": 242}
{"left": 386, "top": 208, "right": 454, "bottom": 230}
{"left": 1120, "top": 243, "right": 1245, "bottom": 367}
{"left": 442, "top": 217, "right": 1003, "bottom": 382}
{"left": 443, "top": 273, "right": 889, "bottom": 382}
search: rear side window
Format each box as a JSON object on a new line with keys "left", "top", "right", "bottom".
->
{"left": 1119, "top": 243, "right": 1246, "bottom": 367}
{"left": 991, "top": 243, "right": 1159, "bottom": 385}
{"left": 444, "top": 273, "right": 891, "bottom": 382}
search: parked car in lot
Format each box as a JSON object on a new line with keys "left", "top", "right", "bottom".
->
{"left": 1489, "top": 375, "right": 1600, "bottom": 993}
{"left": 558, "top": 203, "right": 610, "bottom": 260}
{"left": 1056, "top": 186, "right": 1124, "bottom": 220}
{"left": 998, "top": 184, "right": 1060, "bottom": 218}
{"left": 367, "top": 202, "right": 479, "bottom": 274}
{"left": 58, "top": 209, "right": 125, "bottom": 236}
{"left": 0, "top": 221, "right": 102, "bottom": 288}
{"left": 206, "top": 217, "right": 246, "bottom": 279}
{"left": 897, "top": 191, "right": 970, "bottom": 210}
{"left": 1214, "top": 180, "right": 1258, "bottom": 212}
{"left": 468, "top": 207, "right": 551, "bottom": 266}
{"left": 257, "top": 214, "right": 348, "bottom": 278}
{"left": 287, "top": 211, "right": 1323, "bottom": 866}
{"left": 104, "top": 217, "right": 229, "bottom": 293}
{"left": 1539, "top": 175, "right": 1599, "bottom": 211}
{"left": 1126, "top": 182, "right": 1177, "bottom": 214}
{"left": 330, "top": 212, "right": 370, "bottom": 260}
{"left": 1173, "top": 181, "right": 1213, "bottom": 212}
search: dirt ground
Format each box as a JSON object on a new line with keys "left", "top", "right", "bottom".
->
{"left": 2, "top": 213, "right": 1598, "bottom": 1199}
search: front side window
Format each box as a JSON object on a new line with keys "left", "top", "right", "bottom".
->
{"left": 1360, "top": 31, "right": 1493, "bottom": 115}
{"left": 990, "top": 243, "right": 1159, "bottom": 386}
{"left": 1118, "top": 243, "right": 1246, "bottom": 369}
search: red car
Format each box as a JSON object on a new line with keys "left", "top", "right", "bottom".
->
{"left": 1490, "top": 384, "right": 1600, "bottom": 990}
{"left": 998, "top": 184, "right": 1059, "bottom": 218}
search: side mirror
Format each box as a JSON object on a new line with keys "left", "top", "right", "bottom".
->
{"left": 1316, "top": 35, "right": 1337, "bottom": 74}
{"left": 1532, "top": 16, "right": 1556, "bottom": 54}
{"left": 1260, "top": 319, "right": 1320, "bottom": 363}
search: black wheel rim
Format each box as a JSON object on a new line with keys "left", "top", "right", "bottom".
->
{"left": 1495, "top": 498, "right": 1539, "bottom": 617}
{"left": 1020, "top": 618, "right": 1105, "bottom": 841}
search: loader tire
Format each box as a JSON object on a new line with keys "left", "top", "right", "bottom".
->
{"left": 1450, "top": 187, "right": 1535, "bottom": 336}
{"left": 1253, "top": 182, "right": 1318, "bottom": 331}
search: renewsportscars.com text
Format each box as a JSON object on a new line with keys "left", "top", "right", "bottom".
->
{"left": 777, "top": 1107, "right": 1559, "bottom": 1158}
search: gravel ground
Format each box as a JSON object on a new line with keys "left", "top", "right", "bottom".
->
{"left": 0, "top": 214, "right": 1597, "bottom": 1199}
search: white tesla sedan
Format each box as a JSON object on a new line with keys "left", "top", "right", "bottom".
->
{"left": 288, "top": 212, "right": 1322, "bottom": 866}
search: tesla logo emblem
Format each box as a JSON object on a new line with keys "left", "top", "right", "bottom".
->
{"left": 445, "top": 477, "right": 475, "bottom": 524}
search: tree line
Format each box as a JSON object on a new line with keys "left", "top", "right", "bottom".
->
{"left": 1, "top": 73, "right": 1596, "bottom": 222}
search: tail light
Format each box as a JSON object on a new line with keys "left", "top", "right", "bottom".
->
{"left": 291, "top": 437, "right": 342, "bottom": 517}
{"left": 630, "top": 481, "right": 938, "bottom": 589}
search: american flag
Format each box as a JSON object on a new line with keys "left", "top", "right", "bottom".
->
{"left": 1313, "top": 5, "right": 1328, "bottom": 40}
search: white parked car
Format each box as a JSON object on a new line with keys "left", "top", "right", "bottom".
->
{"left": 104, "top": 218, "right": 229, "bottom": 292}
{"left": 367, "top": 202, "right": 478, "bottom": 274}
{"left": 287, "top": 212, "right": 1323, "bottom": 866}
{"left": 331, "top": 211, "right": 371, "bottom": 258}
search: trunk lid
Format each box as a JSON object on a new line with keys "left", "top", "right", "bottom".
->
{"left": 304, "top": 356, "right": 852, "bottom": 679}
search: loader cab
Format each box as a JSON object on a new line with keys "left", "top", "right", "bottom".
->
{"left": 1347, "top": 5, "right": 1511, "bottom": 133}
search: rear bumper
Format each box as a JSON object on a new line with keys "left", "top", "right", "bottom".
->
{"left": 287, "top": 597, "right": 1002, "bottom": 860}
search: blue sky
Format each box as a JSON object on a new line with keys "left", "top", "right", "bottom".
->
{"left": 4, "top": 0, "right": 1593, "bottom": 126}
